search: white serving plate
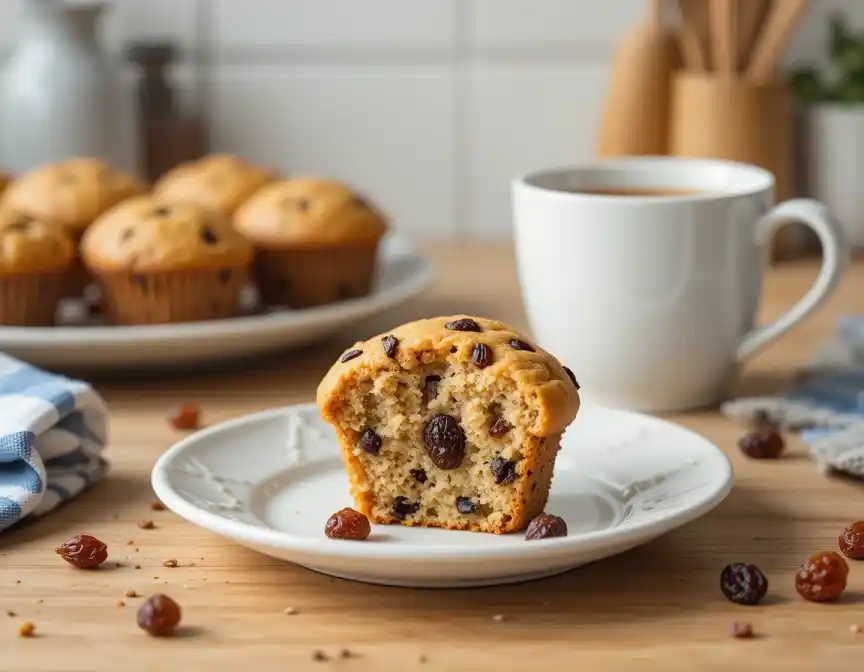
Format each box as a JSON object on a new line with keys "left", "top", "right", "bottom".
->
{"left": 0, "top": 234, "right": 433, "bottom": 371}
{"left": 152, "top": 402, "right": 733, "bottom": 588}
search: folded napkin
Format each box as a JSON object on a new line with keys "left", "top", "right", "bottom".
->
{"left": 0, "top": 355, "right": 108, "bottom": 532}
{"left": 722, "top": 317, "right": 864, "bottom": 477}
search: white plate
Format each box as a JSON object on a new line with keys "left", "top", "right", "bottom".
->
{"left": 0, "top": 234, "right": 433, "bottom": 371}
{"left": 152, "top": 402, "right": 733, "bottom": 588}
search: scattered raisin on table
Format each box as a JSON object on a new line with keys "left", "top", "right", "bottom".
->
{"left": 719, "top": 563, "right": 768, "bottom": 605}
{"left": 738, "top": 426, "right": 785, "bottom": 459}
{"left": 382, "top": 335, "right": 399, "bottom": 359}
{"left": 169, "top": 404, "right": 200, "bottom": 431}
{"left": 489, "top": 418, "right": 511, "bottom": 438}
{"left": 150, "top": 499, "right": 166, "bottom": 511}
{"left": 456, "top": 497, "right": 477, "bottom": 514}
{"left": 490, "top": 457, "right": 517, "bottom": 485}
{"left": 54, "top": 534, "right": 108, "bottom": 569}
{"left": 509, "top": 339, "right": 535, "bottom": 352}
{"left": 839, "top": 521, "right": 864, "bottom": 559}
{"left": 359, "top": 428, "right": 382, "bottom": 456}
{"left": 525, "top": 513, "right": 568, "bottom": 540}
{"left": 445, "top": 318, "right": 482, "bottom": 332}
{"left": 393, "top": 496, "right": 420, "bottom": 520}
{"left": 731, "top": 622, "right": 754, "bottom": 639}
{"left": 137, "top": 595, "right": 181, "bottom": 637}
{"left": 795, "top": 551, "right": 849, "bottom": 602}
{"left": 340, "top": 349, "right": 363, "bottom": 363}
{"left": 423, "top": 414, "right": 465, "bottom": 469}
{"left": 325, "top": 508, "right": 371, "bottom": 540}
{"left": 472, "top": 343, "right": 493, "bottom": 369}
{"left": 138, "top": 519, "right": 155, "bottom": 530}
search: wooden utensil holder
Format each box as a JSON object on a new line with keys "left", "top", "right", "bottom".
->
{"left": 670, "top": 72, "right": 800, "bottom": 260}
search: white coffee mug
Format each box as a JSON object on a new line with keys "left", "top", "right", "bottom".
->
{"left": 512, "top": 157, "right": 849, "bottom": 413}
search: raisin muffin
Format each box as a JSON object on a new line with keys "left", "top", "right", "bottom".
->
{"left": 0, "top": 172, "right": 12, "bottom": 199}
{"left": 80, "top": 196, "right": 254, "bottom": 325}
{"left": 1, "top": 158, "right": 146, "bottom": 294}
{"left": 234, "top": 177, "right": 388, "bottom": 309}
{"left": 152, "top": 154, "right": 277, "bottom": 218}
{"left": 0, "top": 209, "right": 76, "bottom": 326}
{"left": 317, "top": 316, "right": 581, "bottom": 534}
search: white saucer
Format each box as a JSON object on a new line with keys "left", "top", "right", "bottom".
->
{"left": 0, "top": 234, "right": 433, "bottom": 371}
{"left": 151, "top": 402, "right": 733, "bottom": 588}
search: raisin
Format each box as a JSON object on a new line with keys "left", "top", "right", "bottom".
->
{"left": 525, "top": 513, "right": 567, "bottom": 540}
{"left": 410, "top": 468, "right": 428, "bottom": 484}
{"left": 562, "top": 366, "right": 580, "bottom": 389}
{"left": 490, "top": 457, "right": 517, "bottom": 485}
{"left": 138, "top": 519, "right": 155, "bottom": 529}
{"left": 393, "top": 496, "right": 419, "bottom": 520}
{"left": 719, "top": 563, "right": 768, "bottom": 605}
{"left": 456, "top": 497, "right": 477, "bottom": 514}
{"left": 489, "top": 418, "right": 511, "bottom": 438}
{"left": 423, "top": 414, "right": 465, "bottom": 469}
{"left": 359, "top": 428, "right": 382, "bottom": 456}
{"left": 738, "top": 427, "right": 785, "bottom": 459}
{"left": 120, "top": 227, "right": 135, "bottom": 242}
{"left": 445, "top": 318, "right": 482, "bottom": 332}
{"left": 151, "top": 206, "right": 172, "bottom": 217}
{"left": 150, "top": 499, "right": 166, "bottom": 511}
{"left": 340, "top": 349, "right": 362, "bottom": 363}
{"left": 796, "top": 551, "right": 848, "bottom": 602}
{"left": 325, "top": 507, "right": 371, "bottom": 540}
{"left": 423, "top": 375, "right": 440, "bottom": 401}
{"left": 54, "top": 534, "right": 108, "bottom": 569}
{"left": 510, "top": 338, "right": 535, "bottom": 352}
{"left": 839, "top": 521, "right": 864, "bottom": 559}
{"left": 382, "top": 335, "right": 399, "bottom": 359}
{"left": 200, "top": 226, "right": 219, "bottom": 244}
{"left": 137, "top": 594, "right": 182, "bottom": 637}
{"left": 731, "top": 622, "right": 754, "bottom": 639}
{"left": 169, "top": 404, "right": 200, "bottom": 430}
{"left": 472, "top": 343, "right": 493, "bottom": 369}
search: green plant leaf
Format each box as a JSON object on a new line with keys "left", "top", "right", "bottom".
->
{"left": 791, "top": 68, "right": 829, "bottom": 102}
{"left": 830, "top": 13, "right": 855, "bottom": 61}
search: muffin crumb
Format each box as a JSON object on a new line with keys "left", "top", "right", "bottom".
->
{"left": 283, "top": 607, "right": 298, "bottom": 615}
{"left": 138, "top": 520, "right": 155, "bottom": 530}
{"left": 18, "top": 621, "right": 35, "bottom": 638}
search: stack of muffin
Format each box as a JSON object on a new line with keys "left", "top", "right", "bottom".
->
{"left": 0, "top": 155, "right": 389, "bottom": 326}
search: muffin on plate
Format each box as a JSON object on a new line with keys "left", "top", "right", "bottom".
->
{"left": 152, "top": 154, "right": 277, "bottom": 218}
{"left": 0, "top": 172, "right": 13, "bottom": 199}
{"left": 0, "top": 209, "right": 76, "bottom": 326}
{"left": 317, "top": 316, "right": 581, "bottom": 534}
{"left": 0, "top": 158, "right": 147, "bottom": 294}
{"left": 234, "top": 177, "right": 388, "bottom": 309}
{"left": 1, "top": 157, "right": 146, "bottom": 243}
{"left": 81, "top": 196, "right": 254, "bottom": 325}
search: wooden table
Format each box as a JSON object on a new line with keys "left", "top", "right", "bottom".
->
{"left": 2, "top": 244, "right": 864, "bottom": 671}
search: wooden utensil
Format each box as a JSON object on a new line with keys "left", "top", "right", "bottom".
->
{"left": 710, "top": 0, "right": 738, "bottom": 77}
{"left": 596, "top": 0, "right": 681, "bottom": 157}
{"left": 678, "top": 0, "right": 711, "bottom": 71}
{"left": 736, "top": 0, "right": 771, "bottom": 72}
{"left": 746, "top": 0, "right": 811, "bottom": 82}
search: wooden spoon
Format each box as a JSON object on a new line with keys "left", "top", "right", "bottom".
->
{"left": 736, "top": 0, "right": 771, "bottom": 73}
{"left": 746, "top": 0, "right": 811, "bottom": 82}
{"left": 710, "top": 0, "right": 738, "bottom": 78}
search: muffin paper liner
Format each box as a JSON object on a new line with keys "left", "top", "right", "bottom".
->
{"left": 0, "top": 272, "right": 69, "bottom": 326}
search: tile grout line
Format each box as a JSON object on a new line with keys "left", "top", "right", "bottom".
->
{"left": 451, "top": 0, "right": 475, "bottom": 240}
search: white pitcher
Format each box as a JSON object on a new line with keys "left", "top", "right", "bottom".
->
{"left": 0, "top": 0, "right": 131, "bottom": 173}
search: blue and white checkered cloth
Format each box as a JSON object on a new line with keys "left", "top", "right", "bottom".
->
{"left": 0, "top": 355, "right": 108, "bottom": 532}
{"left": 722, "top": 316, "right": 864, "bottom": 476}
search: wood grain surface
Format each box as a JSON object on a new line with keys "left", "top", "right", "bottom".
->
{"left": 2, "top": 243, "right": 864, "bottom": 671}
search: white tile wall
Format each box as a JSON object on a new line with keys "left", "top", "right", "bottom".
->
{"left": 0, "top": 0, "right": 861, "bottom": 238}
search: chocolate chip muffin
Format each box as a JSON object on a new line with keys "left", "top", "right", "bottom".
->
{"left": 0, "top": 158, "right": 146, "bottom": 294}
{"left": 152, "top": 154, "right": 277, "bottom": 218}
{"left": 234, "top": 177, "right": 388, "bottom": 309}
{"left": 317, "top": 316, "right": 581, "bottom": 534}
{"left": 0, "top": 209, "right": 76, "bottom": 326}
{"left": 81, "top": 196, "right": 254, "bottom": 325}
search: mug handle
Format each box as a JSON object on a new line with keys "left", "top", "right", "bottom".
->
{"left": 736, "top": 199, "right": 849, "bottom": 362}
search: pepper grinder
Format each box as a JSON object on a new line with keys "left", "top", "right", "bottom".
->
{"left": 125, "top": 41, "right": 206, "bottom": 183}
